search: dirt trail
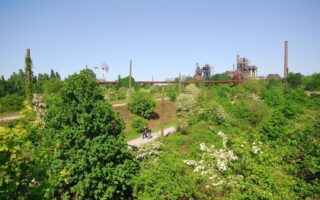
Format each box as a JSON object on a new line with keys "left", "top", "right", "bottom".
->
{"left": 0, "top": 115, "right": 23, "bottom": 122}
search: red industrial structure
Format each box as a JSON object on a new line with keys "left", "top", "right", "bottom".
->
{"left": 97, "top": 79, "right": 244, "bottom": 85}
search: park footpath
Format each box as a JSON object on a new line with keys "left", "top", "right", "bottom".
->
{"left": 127, "top": 126, "right": 176, "bottom": 147}
{"left": 0, "top": 115, "right": 23, "bottom": 122}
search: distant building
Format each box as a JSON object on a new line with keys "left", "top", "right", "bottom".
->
{"left": 236, "top": 55, "right": 257, "bottom": 78}
{"left": 227, "top": 55, "right": 258, "bottom": 80}
{"left": 226, "top": 71, "right": 241, "bottom": 80}
{"left": 194, "top": 63, "right": 213, "bottom": 80}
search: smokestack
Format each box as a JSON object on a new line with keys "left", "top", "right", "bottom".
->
{"left": 284, "top": 41, "right": 288, "bottom": 77}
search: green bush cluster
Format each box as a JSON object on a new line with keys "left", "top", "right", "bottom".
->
{"left": 134, "top": 78, "right": 320, "bottom": 199}
{"left": 131, "top": 115, "right": 148, "bottom": 132}
{"left": 0, "top": 94, "right": 24, "bottom": 113}
{"left": 127, "top": 91, "right": 156, "bottom": 119}
{"left": 42, "top": 69, "right": 138, "bottom": 199}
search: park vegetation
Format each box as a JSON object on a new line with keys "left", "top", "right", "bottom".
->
{"left": 0, "top": 67, "right": 320, "bottom": 199}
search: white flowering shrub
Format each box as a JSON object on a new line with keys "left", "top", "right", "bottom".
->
{"left": 251, "top": 141, "right": 263, "bottom": 154}
{"left": 185, "top": 84, "right": 200, "bottom": 96}
{"left": 196, "top": 101, "right": 226, "bottom": 124}
{"left": 183, "top": 131, "right": 242, "bottom": 188}
{"left": 32, "top": 94, "right": 46, "bottom": 118}
{"left": 136, "top": 141, "right": 162, "bottom": 160}
{"left": 176, "top": 93, "right": 197, "bottom": 117}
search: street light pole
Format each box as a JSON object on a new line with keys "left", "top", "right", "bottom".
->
{"left": 161, "top": 87, "right": 165, "bottom": 137}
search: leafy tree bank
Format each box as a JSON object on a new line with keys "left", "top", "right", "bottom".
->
{"left": 134, "top": 78, "right": 320, "bottom": 199}
{"left": 42, "top": 69, "right": 138, "bottom": 199}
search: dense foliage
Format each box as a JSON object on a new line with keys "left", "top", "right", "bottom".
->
{"left": 0, "top": 94, "right": 24, "bottom": 113}
{"left": 131, "top": 115, "right": 148, "bottom": 133}
{"left": 0, "top": 69, "right": 62, "bottom": 113}
{"left": 1, "top": 68, "right": 320, "bottom": 199}
{"left": 42, "top": 69, "right": 138, "bottom": 199}
{"left": 116, "top": 76, "right": 136, "bottom": 89}
{"left": 127, "top": 91, "right": 156, "bottom": 119}
{"left": 134, "top": 78, "right": 320, "bottom": 199}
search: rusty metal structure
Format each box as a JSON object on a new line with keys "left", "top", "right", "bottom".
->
{"left": 195, "top": 63, "right": 212, "bottom": 80}
{"left": 97, "top": 79, "right": 244, "bottom": 85}
{"left": 236, "top": 55, "right": 257, "bottom": 78}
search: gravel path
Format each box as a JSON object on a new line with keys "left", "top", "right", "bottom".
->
{"left": 127, "top": 126, "right": 176, "bottom": 147}
{"left": 0, "top": 115, "right": 24, "bottom": 122}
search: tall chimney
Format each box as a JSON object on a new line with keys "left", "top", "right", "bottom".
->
{"left": 284, "top": 41, "right": 288, "bottom": 77}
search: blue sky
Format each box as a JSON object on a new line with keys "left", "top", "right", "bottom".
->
{"left": 0, "top": 0, "right": 319, "bottom": 80}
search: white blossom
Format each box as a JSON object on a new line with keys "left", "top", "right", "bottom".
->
{"left": 183, "top": 160, "right": 197, "bottom": 166}
{"left": 200, "top": 143, "right": 207, "bottom": 151}
{"left": 252, "top": 145, "right": 261, "bottom": 154}
{"left": 217, "top": 159, "right": 227, "bottom": 171}
{"left": 136, "top": 141, "right": 162, "bottom": 160}
{"left": 183, "top": 131, "right": 242, "bottom": 188}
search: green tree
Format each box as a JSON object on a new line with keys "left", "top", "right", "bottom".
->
{"left": 0, "top": 76, "right": 8, "bottom": 98}
{"left": 286, "top": 72, "right": 303, "bottom": 89}
{"left": 25, "top": 49, "right": 33, "bottom": 104}
{"left": 43, "top": 78, "right": 63, "bottom": 98}
{"left": 305, "top": 73, "right": 320, "bottom": 90}
{"left": 0, "top": 94, "right": 24, "bottom": 113}
{"left": 7, "top": 70, "right": 25, "bottom": 96}
{"left": 127, "top": 91, "right": 156, "bottom": 119}
{"left": 43, "top": 69, "right": 138, "bottom": 199}
{"left": 209, "top": 72, "right": 229, "bottom": 80}
{"left": 116, "top": 76, "right": 136, "bottom": 89}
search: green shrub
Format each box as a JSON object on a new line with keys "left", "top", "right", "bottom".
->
{"left": 127, "top": 91, "right": 156, "bottom": 119}
{"left": 196, "top": 100, "right": 226, "bottom": 125}
{"left": 244, "top": 100, "right": 270, "bottom": 127}
{"left": 117, "top": 87, "right": 127, "bottom": 100}
{"left": 0, "top": 94, "right": 24, "bottom": 113}
{"left": 131, "top": 115, "right": 147, "bottom": 132}
{"left": 176, "top": 93, "right": 197, "bottom": 117}
{"left": 166, "top": 89, "right": 177, "bottom": 101}
{"left": 43, "top": 69, "right": 138, "bottom": 199}
{"left": 286, "top": 72, "right": 303, "bottom": 89}
{"left": 116, "top": 76, "right": 136, "bottom": 89}
{"left": 305, "top": 73, "right": 320, "bottom": 90}
{"left": 43, "top": 78, "right": 63, "bottom": 96}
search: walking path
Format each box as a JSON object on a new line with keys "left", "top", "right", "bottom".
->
{"left": 127, "top": 126, "right": 176, "bottom": 147}
{"left": 0, "top": 115, "right": 24, "bottom": 122}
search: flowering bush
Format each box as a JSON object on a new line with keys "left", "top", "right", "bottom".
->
{"left": 183, "top": 131, "right": 241, "bottom": 188}
{"left": 176, "top": 93, "right": 197, "bottom": 117}
{"left": 196, "top": 101, "right": 226, "bottom": 125}
{"left": 136, "top": 141, "right": 162, "bottom": 160}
